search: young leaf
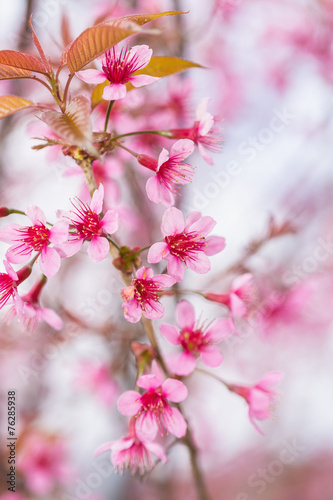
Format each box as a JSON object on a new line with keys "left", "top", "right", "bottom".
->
{"left": 134, "top": 56, "right": 204, "bottom": 77}
{"left": 63, "top": 19, "right": 143, "bottom": 73}
{"left": 0, "top": 50, "right": 47, "bottom": 74}
{"left": 0, "top": 64, "right": 32, "bottom": 80}
{"left": 119, "top": 11, "right": 187, "bottom": 26}
{"left": 0, "top": 95, "right": 34, "bottom": 119}
{"left": 41, "top": 95, "right": 97, "bottom": 156}
{"left": 91, "top": 81, "right": 109, "bottom": 108}
{"left": 29, "top": 17, "right": 52, "bottom": 73}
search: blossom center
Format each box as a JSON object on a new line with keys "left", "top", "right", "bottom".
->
{"left": 69, "top": 199, "right": 103, "bottom": 240}
{"left": 165, "top": 231, "right": 206, "bottom": 262}
{"left": 15, "top": 224, "right": 50, "bottom": 253}
{"left": 179, "top": 328, "right": 206, "bottom": 353}
{"left": 102, "top": 47, "right": 144, "bottom": 84}
{"left": 139, "top": 389, "right": 168, "bottom": 416}
{"left": 133, "top": 279, "right": 160, "bottom": 310}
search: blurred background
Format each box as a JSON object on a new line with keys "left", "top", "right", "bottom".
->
{"left": 0, "top": 0, "right": 333, "bottom": 499}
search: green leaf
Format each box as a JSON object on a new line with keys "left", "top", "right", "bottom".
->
{"left": 0, "top": 95, "right": 34, "bottom": 119}
{"left": 135, "top": 56, "right": 204, "bottom": 77}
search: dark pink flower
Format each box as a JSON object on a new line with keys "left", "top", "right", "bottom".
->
{"left": 138, "top": 139, "right": 195, "bottom": 206}
{"left": 76, "top": 44, "right": 159, "bottom": 101}
{"left": 161, "top": 300, "right": 232, "bottom": 376}
{"left": 94, "top": 418, "right": 167, "bottom": 475}
{"left": 204, "top": 273, "right": 255, "bottom": 318}
{"left": 148, "top": 207, "right": 226, "bottom": 282}
{"left": 60, "top": 184, "right": 118, "bottom": 262}
{"left": 121, "top": 266, "right": 174, "bottom": 323}
{"left": 168, "top": 98, "right": 223, "bottom": 165}
{"left": 0, "top": 261, "right": 31, "bottom": 310}
{"left": 0, "top": 206, "right": 68, "bottom": 278}
{"left": 118, "top": 374, "right": 187, "bottom": 439}
{"left": 229, "top": 372, "right": 283, "bottom": 435}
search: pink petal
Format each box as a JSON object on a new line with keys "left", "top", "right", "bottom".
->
{"left": 198, "top": 112, "right": 214, "bottom": 136}
{"left": 160, "top": 324, "right": 180, "bottom": 345}
{"left": 161, "top": 207, "right": 185, "bottom": 236}
{"left": 122, "top": 299, "right": 142, "bottom": 323}
{"left": 101, "top": 210, "right": 118, "bottom": 234}
{"left": 135, "top": 412, "right": 158, "bottom": 441}
{"left": 205, "top": 318, "right": 232, "bottom": 342}
{"left": 185, "top": 211, "right": 202, "bottom": 228}
{"left": 129, "top": 74, "right": 160, "bottom": 88}
{"left": 109, "top": 438, "right": 134, "bottom": 452}
{"left": 196, "top": 97, "right": 210, "bottom": 121}
{"left": 90, "top": 184, "right": 104, "bottom": 214}
{"left": 49, "top": 221, "right": 69, "bottom": 244}
{"left": 147, "top": 242, "right": 169, "bottom": 263}
{"left": 6, "top": 244, "right": 31, "bottom": 264}
{"left": 230, "top": 293, "right": 247, "bottom": 317}
{"left": 162, "top": 378, "right": 188, "bottom": 402}
{"left": 189, "top": 215, "right": 216, "bottom": 237}
{"left": 128, "top": 45, "right": 153, "bottom": 69}
{"left": 94, "top": 441, "right": 115, "bottom": 457}
{"left": 164, "top": 407, "right": 187, "bottom": 438}
{"left": 186, "top": 251, "right": 211, "bottom": 274}
{"left": 232, "top": 273, "right": 253, "bottom": 291}
{"left": 137, "top": 374, "right": 162, "bottom": 391}
{"left": 170, "top": 139, "right": 195, "bottom": 159}
{"left": 3, "top": 260, "right": 18, "bottom": 280}
{"left": 153, "top": 274, "right": 175, "bottom": 288}
{"left": 136, "top": 266, "right": 154, "bottom": 280}
{"left": 117, "top": 390, "right": 142, "bottom": 416}
{"left": 87, "top": 236, "right": 109, "bottom": 262}
{"left": 146, "top": 176, "right": 174, "bottom": 206}
{"left": 200, "top": 345, "right": 223, "bottom": 367}
{"left": 0, "top": 223, "right": 20, "bottom": 242}
{"left": 102, "top": 83, "right": 127, "bottom": 100}
{"left": 56, "top": 238, "right": 83, "bottom": 258}
{"left": 145, "top": 442, "right": 168, "bottom": 463}
{"left": 26, "top": 206, "right": 46, "bottom": 225}
{"left": 39, "top": 246, "right": 60, "bottom": 278}
{"left": 176, "top": 300, "right": 195, "bottom": 329}
{"left": 157, "top": 148, "right": 170, "bottom": 170}
{"left": 76, "top": 69, "right": 107, "bottom": 84}
{"left": 169, "top": 351, "right": 197, "bottom": 376}
{"left": 167, "top": 256, "right": 185, "bottom": 282}
{"left": 205, "top": 236, "right": 226, "bottom": 256}
{"left": 143, "top": 300, "right": 165, "bottom": 320}
{"left": 249, "top": 412, "right": 265, "bottom": 435}
{"left": 40, "top": 308, "right": 63, "bottom": 330}
{"left": 256, "top": 371, "right": 284, "bottom": 390}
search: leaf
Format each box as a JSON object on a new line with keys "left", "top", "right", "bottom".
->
{"left": 0, "top": 95, "right": 34, "bottom": 119}
{"left": 134, "top": 56, "right": 204, "bottom": 77}
{"left": 91, "top": 80, "right": 109, "bottom": 108}
{"left": 41, "top": 95, "right": 97, "bottom": 156}
{"left": 63, "top": 19, "right": 144, "bottom": 73}
{"left": 0, "top": 50, "right": 47, "bottom": 74}
{"left": 0, "top": 64, "right": 32, "bottom": 80}
{"left": 119, "top": 11, "right": 187, "bottom": 26}
{"left": 29, "top": 17, "right": 52, "bottom": 73}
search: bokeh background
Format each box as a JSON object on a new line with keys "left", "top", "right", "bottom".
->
{"left": 0, "top": 0, "right": 333, "bottom": 499}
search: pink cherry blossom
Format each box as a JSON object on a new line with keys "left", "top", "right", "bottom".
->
{"left": 205, "top": 273, "right": 255, "bottom": 318}
{"left": 118, "top": 374, "right": 188, "bottom": 439}
{"left": 148, "top": 207, "right": 226, "bottom": 282}
{"left": 0, "top": 207, "right": 68, "bottom": 278}
{"left": 138, "top": 139, "right": 195, "bottom": 206}
{"left": 160, "top": 300, "right": 232, "bottom": 376}
{"left": 94, "top": 418, "right": 167, "bottom": 475}
{"left": 121, "top": 266, "right": 174, "bottom": 323}
{"left": 229, "top": 372, "right": 283, "bottom": 435}
{"left": 0, "top": 260, "right": 31, "bottom": 309}
{"left": 76, "top": 44, "right": 159, "bottom": 101}
{"left": 168, "top": 98, "right": 223, "bottom": 165}
{"left": 59, "top": 184, "right": 118, "bottom": 262}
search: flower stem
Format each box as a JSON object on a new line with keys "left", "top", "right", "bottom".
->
{"left": 116, "top": 143, "right": 139, "bottom": 158}
{"left": 104, "top": 100, "right": 115, "bottom": 133}
{"left": 111, "top": 130, "right": 172, "bottom": 141}
{"left": 106, "top": 235, "right": 121, "bottom": 251}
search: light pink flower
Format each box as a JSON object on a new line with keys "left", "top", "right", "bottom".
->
{"left": 94, "top": 418, "right": 167, "bottom": 475}
{"left": 138, "top": 139, "right": 195, "bottom": 206}
{"left": 121, "top": 266, "right": 174, "bottom": 323}
{"left": 204, "top": 273, "right": 254, "bottom": 318}
{"left": 118, "top": 374, "right": 187, "bottom": 439}
{"left": 230, "top": 372, "right": 283, "bottom": 435}
{"left": 76, "top": 44, "right": 159, "bottom": 101}
{"left": 161, "top": 300, "right": 232, "bottom": 376}
{"left": 0, "top": 207, "right": 68, "bottom": 278}
{"left": 59, "top": 184, "right": 118, "bottom": 262}
{"left": 75, "top": 360, "right": 118, "bottom": 406}
{"left": 0, "top": 260, "right": 31, "bottom": 309}
{"left": 5, "top": 278, "right": 62, "bottom": 333}
{"left": 148, "top": 207, "right": 226, "bottom": 282}
{"left": 168, "top": 98, "right": 223, "bottom": 165}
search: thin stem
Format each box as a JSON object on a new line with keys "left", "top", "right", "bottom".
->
{"left": 7, "top": 209, "right": 26, "bottom": 216}
{"left": 133, "top": 245, "right": 151, "bottom": 256}
{"left": 195, "top": 368, "right": 230, "bottom": 389}
{"left": 104, "top": 100, "right": 115, "bottom": 133}
{"left": 106, "top": 235, "right": 121, "bottom": 251}
{"left": 62, "top": 73, "right": 74, "bottom": 108}
{"left": 111, "top": 130, "right": 172, "bottom": 141}
{"left": 116, "top": 143, "right": 139, "bottom": 158}
{"left": 31, "top": 76, "right": 53, "bottom": 93}
{"left": 140, "top": 317, "right": 169, "bottom": 376}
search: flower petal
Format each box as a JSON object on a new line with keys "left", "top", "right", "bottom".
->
{"left": 164, "top": 407, "right": 187, "bottom": 438}
{"left": 205, "top": 318, "right": 232, "bottom": 342}
{"left": 232, "top": 273, "right": 253, "bottom": 291}
{"left": 157, "top": 148, "right": 170, "bottom": 170}
{"left": 40, "top": 307, "right": 63, "bottom": 330}
{"left": 145, "top": 442, "right": 168, "bottom": 463}
{"left": 90, "top": 184, "right": 104, "bottom": 214}
{"left": 160, "top": 324, "right": 180, "bottom": 345}
{"left": 146, "top": 176, "right": 174, "bottom": 206}
{"left": 129, "top": 74, "right": 160, "bottom": 88}
{"left": 76, "top": 69, "right": 107, "bottom": 84}
{"left": 170, "top": 139, "right": 195, "bottom": 159}
{"left": 137, "top": 374, "right": 162, "bottom": 391}
{"left": 205, "top": 236, "right": 226, "bottom": 256}
{"left": 49, "top": 221, "right": 69, "bottom": 244}
{"left": 198, "top": 142, "right": 214, "bottom": 165}
{"left": 128, "top": 45, "right": 153, "bottom": 69}
{"left": 230, "top": 293, "right": 247, "bottom": 317}
{"left": 162, "top": 378, "right": 188, "bottom": 402}
{"left": 87, "top": 236, "right": 109, "bottom": 262}
{"left": 117, "top": 390, "right": 142, "bottom": 416}
{"left": 103, "top": 83, "right": 127, "bottom": 100}
{"left": 143, "top": 300, "right": 165, "bottom": 320}
{"left": 167, "top": 256, "right": 185, "bottom": 283}
{"left": 122, "top": 299, "right": 142, "bottom": 323}
{"left": 6, "top": 244, "right": 31, "bottom": 264}
{"left": 161, "top": 207, "right": 185, "bottom": 236}
{"left": 169, "top": 351, "right": 197, "bottom": 376}
{"left": 189, "top": 215, "right": 216, "bottom": 237}
{"left": 101, "top": 210, "right": 118, "bottom": 234}
{"left": 186, "top": 251, "right": 211, "bottom": 274}
{"left": 176, "top": 300, "right": 195, "bottom": 329}
{"left": 26, "top": 206, "right": 46, "bottom": 225}
{"left": 0, "top": 224, "right": 21, "bottom": 242}
{"left": 200, "top": 345, "right": 223, "bottom": 367}
{"left": 39, "top": 247, "right": 60, "bottom": 278}
{"left": 147, "top": 242, "right": 169, "bottom": 264}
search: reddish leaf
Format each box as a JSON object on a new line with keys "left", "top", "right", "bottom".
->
{"left": 41, "top": 95, "right": 97, "bottom": 156}
{"left": 0, "top": 50, "right": 47, "bottom": 74}
{"left": 0, "top": 64, "right": 32, "bottom": 80}
{"left": 119, "top": 11, "right": 187, "bottom": 26}
{"left": 29, "top": 17, "right": 52, "bottom": 73}
{"left": 63, "top": 18, "right": 144, "bottom": 73}
{"left": 134, "top": 56, "right": 204, "bottom": 77}
{"left": 0, "top": 95, "right": 34, "bottom": 119}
